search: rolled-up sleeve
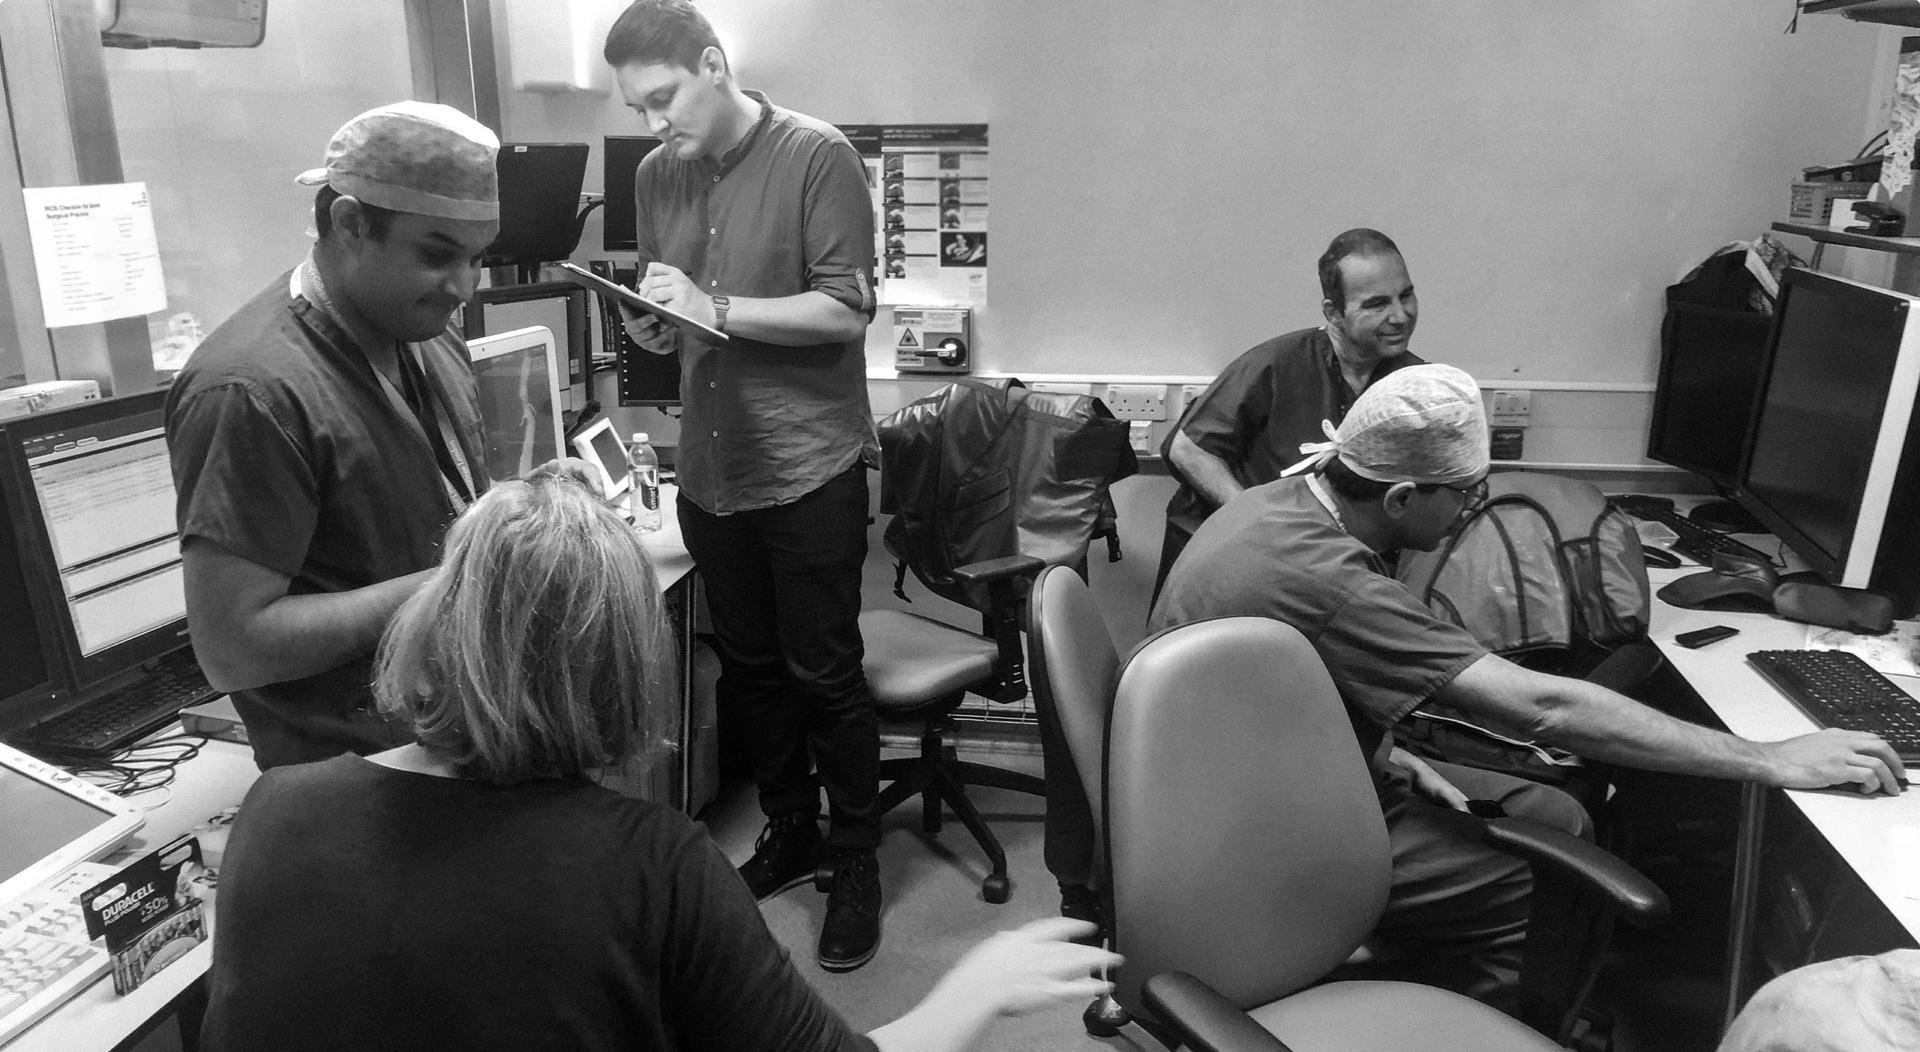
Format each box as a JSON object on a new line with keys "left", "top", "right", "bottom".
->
{"left": 803, "top": 141, "right": 877, "bottom": 318}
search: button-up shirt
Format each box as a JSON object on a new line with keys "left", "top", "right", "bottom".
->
{"left": 633, "top": 91, "right": 877, "bottom": 513}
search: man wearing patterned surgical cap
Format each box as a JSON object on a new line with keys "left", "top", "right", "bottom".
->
{"left": 166, "top": 101, "right": 509, "bottom": 768}
{"left": 1151, "top": 363, "right": 1907, "bottom": 1016}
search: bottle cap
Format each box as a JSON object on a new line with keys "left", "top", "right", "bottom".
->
{"left": 632, "top": 433, "right": 648, "bottom": 443}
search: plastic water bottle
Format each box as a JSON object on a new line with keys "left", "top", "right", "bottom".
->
{"left": 626, "top": 432, "right": 662, "bottom": 532}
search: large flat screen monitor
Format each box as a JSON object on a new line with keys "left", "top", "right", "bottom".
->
{"left": 1734, "top": 268, "right": 1920, "bottom": 614}
{"left": 482, "top": 142, "right": 590, "bottom": 271}
{"left": 468, "top": 325, "right": 566, "bottom": 481}
{"left": 601, "top": 135, "right": 662, "bottom": 253}
{"left": 0, "top": 390, "right": 190, "bottom": 699}
{"left": 589, "top": 261, "right": 682, "bottom": 408}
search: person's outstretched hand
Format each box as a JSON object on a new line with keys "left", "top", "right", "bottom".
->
{"left": 1762, "top": 729, "right": 1905, "bottom": 795}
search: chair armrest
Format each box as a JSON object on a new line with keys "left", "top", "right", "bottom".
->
{"left": 1142, "top": 972, "right": 1298, "bottom": 1052}
{"left": 1481, "top": 817, "right": 1670, "bottom": 928}
{"left": 951, "top": 553, "right": 1046, "bottom": 586}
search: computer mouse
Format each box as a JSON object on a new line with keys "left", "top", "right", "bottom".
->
{"left": 1656, "top": 570, "right": 1777, "bottom": 613}
{"left": 1640, "top": 545, "right": 1682, "bottom": 570}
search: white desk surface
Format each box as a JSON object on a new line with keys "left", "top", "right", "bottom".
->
{"left": 8, "top": 737, "right": 259, "bottom": 1052}
{"left": 1648, "top": 565, "right": 1920, "bottom": 943}
{"left": 8, "top": 485, "right": 696, "bottom": 1051}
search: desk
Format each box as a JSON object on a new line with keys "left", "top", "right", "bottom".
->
{"left": 7, "top": 487, "right": 698, "bottom": 1051}
{"left": 1648, "top": 569, "right": 1920, "bottom": 1029}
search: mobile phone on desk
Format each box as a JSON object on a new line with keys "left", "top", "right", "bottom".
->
{"left": 1675, "top": 625, "right": 1740, "bottom": 649}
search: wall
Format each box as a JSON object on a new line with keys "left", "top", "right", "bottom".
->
{"left": 495, "top": 1, "right": 1895, "bottom": 642}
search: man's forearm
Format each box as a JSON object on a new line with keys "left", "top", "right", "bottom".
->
{"left": 1166, "top": 431, "right": 1246, "bottom": 508}
{"left": 199, "top": 571, "right": 432, "bottom": 691}
{"left": 723, "top": 290, "right": 866, "bottom": 346}
{"left": 1521, "top": 677, "right": 1771, "bottom": 781}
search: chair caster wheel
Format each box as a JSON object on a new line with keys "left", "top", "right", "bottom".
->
{"left": 982, "top": 874, "right": 1010, "bottom": 904}
{"left": 813, "top": 862, "right": 835, "bottom": 893}
{"left": 1082, "top": 994, "right": 1129, "bottom": 1037}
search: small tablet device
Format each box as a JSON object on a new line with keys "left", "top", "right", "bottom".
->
{"left": 570, "top": 417, "right": 631, "bottom": 504}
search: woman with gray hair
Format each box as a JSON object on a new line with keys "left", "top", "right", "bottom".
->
{"left": 201, "top": 474, "right": 1116, "bottom": 1051}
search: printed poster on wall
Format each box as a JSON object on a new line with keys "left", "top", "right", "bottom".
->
{"left": 22, "top": 182, "right": 168, "bottom": 328}
{"left": 843, "top": 124, "right": 987, "bottom": 307}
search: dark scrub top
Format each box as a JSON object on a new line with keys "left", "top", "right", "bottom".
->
{"left": 203, "top": 755, "right": 878, "bottom": 1052}
{"left": 1150, "top": 476, "right": 1485, "bottom": 768}
{"left": 632, "top": 91, "right": 877, "bottom": 514}
{"left": 165, "top": 271, "right": 487, "bottom": 769}
{"left": 1155, "top": 327, "right": 1424, "bottom": 592}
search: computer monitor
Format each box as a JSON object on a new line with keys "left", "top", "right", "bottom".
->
{"left": 590, "top": 261, "right": 682, "bottom": 408}
{"left": 601, "top": 135, "right": 662, "bottom": 253}
{"left": 1646, "top": 299, "right": 1772, "bottom": 532}
{"left": 0, "top": 457, "right": 60, "bottom": 736}
{"left": 0, "top": 390, "right": 190, "bottom": 702}
{"left": 464, "top": 281, "right": 594, "bottom": 418}
{"left": 467, "top": 325, "right": 567, "bottom": 481}
{"left": 482, "top": 142, "right": 591, "bottom": 273}
{"left": 1734, "top": 268, "right": 1920, "bottom": 615}
{"left": 0, "top": 741, "right": 143, "bottom": 904}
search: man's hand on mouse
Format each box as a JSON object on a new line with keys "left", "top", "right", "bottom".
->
{"left": 1760, "top": 729, "right": 1906, "bottom": 796}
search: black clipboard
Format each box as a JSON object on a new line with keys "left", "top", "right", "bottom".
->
{"left": 557, "top": 261, "right": 729, "bottom": 342}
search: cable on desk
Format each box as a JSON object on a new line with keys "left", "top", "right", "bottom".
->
{"left": 60, "top": 733, "right": 211, "bottom": 799}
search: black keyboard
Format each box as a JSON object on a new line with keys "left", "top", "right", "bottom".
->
{"left": 14, "top": 650, "right": 219, "bottom": 757}
{"left": 1611, "top": 498, "right": 1772, "bottom": 568}
{"left": 1747, "top": 649, "right": 1920, "bottom": 762}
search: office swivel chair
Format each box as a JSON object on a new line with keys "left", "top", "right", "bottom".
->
{"left": 1032, "top": 586, "right": 1670, "bottom": 1049}
{"left": 857, "top": 556, "right": 1048, "bottom": 903}
{"left": 857, "top": 378, "right": 1134, "bottom": 904}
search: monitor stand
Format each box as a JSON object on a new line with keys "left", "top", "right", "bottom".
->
{"left": 1687, "top": 497, "right": 1764, "bottom": 536}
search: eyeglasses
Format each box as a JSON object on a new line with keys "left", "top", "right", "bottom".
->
{"left": 1441, "top": 478, "right": 1489, "bottom": 516}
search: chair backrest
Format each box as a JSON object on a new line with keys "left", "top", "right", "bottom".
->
{"left": 1106, "top": 616, "right": 1391, "bottom": 1014}
{"left": 1026, "top": 565, "right": 1120, "bottom": 836}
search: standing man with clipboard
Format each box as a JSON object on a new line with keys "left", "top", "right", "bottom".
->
{"left": 603, "top": 0, "right": 886, "bottom": 972}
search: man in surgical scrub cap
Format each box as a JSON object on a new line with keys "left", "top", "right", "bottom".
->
{"left": 1151, "top": 364, "right": 1906, "bottom": 1013}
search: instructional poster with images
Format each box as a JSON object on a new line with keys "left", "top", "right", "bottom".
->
{"left": 844, "top": 124, "right": 988, "bottom": 306}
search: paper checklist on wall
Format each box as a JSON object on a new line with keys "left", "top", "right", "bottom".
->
{"left": 23, "top": 182, "right": 167, "bottom": 328}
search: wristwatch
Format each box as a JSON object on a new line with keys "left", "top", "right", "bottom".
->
{"left": 711, "top": 294, "right": 730, "bottom": 335}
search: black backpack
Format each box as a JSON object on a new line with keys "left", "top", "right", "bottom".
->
{"left": 875, "top": 378, "right": 1137, "bottom": 608}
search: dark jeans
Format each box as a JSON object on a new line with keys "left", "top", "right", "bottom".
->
{"left": 678, "top": 466, "right": 879, "bottom": 851}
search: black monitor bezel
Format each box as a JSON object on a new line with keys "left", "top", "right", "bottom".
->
{"left": 0, "top": 423, "right": 63, "bottom": 736}
{"left": 1645, "top": 299, "right": 1776, "bottom": 491}
{"left": 601, "top": 135, "right": 661, "bottom": 254}
{"left": 481, "top": 142, "right": 591, "bottom": 269}
{"left": 0, "top": 389, "right": 190, "bottom": 702}
{"left": 464, "top": 281, "right": 594, "bottom": 425}
{"left": 590, "top": 261, "right": 682, "bottom": 408}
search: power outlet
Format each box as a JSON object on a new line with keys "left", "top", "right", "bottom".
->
{"left": 1489, "top": 390, "right": 1531, "bottom": 426}
{"left": 1106, "top": 384, "right": 1167, "bottom": 421}
{"left": 1128, "top": 421, "right": 1155, "bottom": 456}
{"left": 1177, "top": 384, "right": 1209, "bottom": 413}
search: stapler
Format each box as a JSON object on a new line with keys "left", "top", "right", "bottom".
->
{"left": 1843, "top": 200, "right": 1904, "bottom": 237}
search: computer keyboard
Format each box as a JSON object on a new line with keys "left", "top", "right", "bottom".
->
{"left": 15, "top": 650, "right": 219, "bottom": 758}
{"left": 1611, "top": 497, "right": 1773, "bottom": 568}
{"left": 0, "top": 862, "right": 114, "bottom": 1044}
{"left": 1747, "top": 649, "right": 1920, "bottom": 762}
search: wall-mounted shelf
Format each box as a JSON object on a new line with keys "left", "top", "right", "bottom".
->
{"left": 1771, "top": 221, "right": 1920, "bottom": 255}
{"left": 1799, "top": 0, "right": 1920, "bottom": 27}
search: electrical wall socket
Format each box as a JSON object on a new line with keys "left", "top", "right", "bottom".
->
{"left": 1489, "top": 390, "right": 1531, "bottom": 425}
{"left": 1177, "top": 384, "right": 1208, "bottom": 413}
{"left": 1106, "top": 383, "right": 1167, "bottom": 420}
{"left": 1128, "top": 421, "right": 1155, "bottom": 456}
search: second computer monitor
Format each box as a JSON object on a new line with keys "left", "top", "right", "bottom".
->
{"left": 1736, "top": 268, "right": 1920, "bottom": 613}
{"left": 0, "top": 390, "right": 188, "bottom": 698}
{"left": 602, "top": 135, "right": 662, "bottom": 253}
{"left": 483, "top": 142, "right": 591, "bottom": 270}
{"left": 468, "top": 325, "right": 568, "bottom": 482}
